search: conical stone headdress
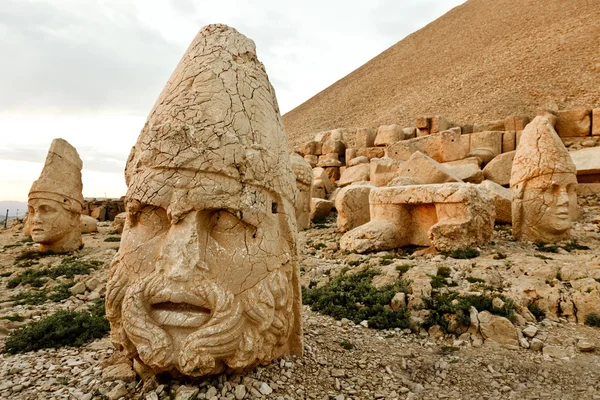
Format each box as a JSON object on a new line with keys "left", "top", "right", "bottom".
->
{"left": 510, "top": 116, "right": 576, "bottom": 189}
{"left": 28, "top": 138, "right": 84, "bottom": 213}
{"left": 125, "top": 24, "right": 296, "bottom": 209}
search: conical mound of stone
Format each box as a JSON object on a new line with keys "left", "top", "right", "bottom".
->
{"left": 107, "top": 24, "right": 302, "bottom": 378}
{"left": 27, "top": 138, "right": 84, "bottom": 253}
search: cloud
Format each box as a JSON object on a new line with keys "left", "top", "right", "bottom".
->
{"left": 0, "top": 0, "right": 184, "bottom": 115}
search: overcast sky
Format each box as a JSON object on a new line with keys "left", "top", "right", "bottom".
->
{"left": 0, "top": 0, "right": 465, "bottom": 202}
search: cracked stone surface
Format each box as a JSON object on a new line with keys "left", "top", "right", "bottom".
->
{"left": 105, "top": 24, "right": 302, "bottom": 378}
{"left": 511, "top": 116, "right": 578, "bottom": 242}
{"left": 26, "top": 138, "right": 84, "bottom": 253}
{"left": 290, "top": 153, "right": 313, "bottom": 231}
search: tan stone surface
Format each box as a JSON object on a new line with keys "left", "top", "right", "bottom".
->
{"left": 355, "top": 128, "right": 376, "bottom": 148}
{"left": 323, "top": 166, "right": 341, "bottom": 184}
{"left": 504, "top": 116, "right": 530, "bottom": 132}
{"left": 477, "top": 311, "right": 519, "bottom": 347}
{"left": 480, "top": 180, "right": 512, "bottom": 223}
{"left": 28, "top": 138, "right": 84, "bottom": 253}
{"left": 473, "top": 120, "right": 505, "bottom": 133}
{"left": 291, "top": 153, "right": 314, "bottom": 230}
{"left": 335, "top": 184, "right": 373, "bottom": 232}
{"left": 340, "top": 183, "right": 494, "bottom": 252}
{"left": 337, "top": 164, "right": 370, "bottom": 187}
{"left": 483, "top": 151, "right": 515, "bottom": 186}
{"left": 397, "top": 151, "right": 464, "bottom": 185}
{"left": 569, "top": 147, "right": 600, "bottom": 177}
{"left": 470, "top": 131, "right": 503, "bottom": 158}
{"left": 310, "top": 198, "right": 334, "bottom": 221}
{"left": 347, "top": 156, "right": 369, "bottom": 167}
{"left": 374, "top": 124, "right": 403, "bottom": 147}
{"left": 502, "top": 131, "right": 516, "bottom": 153}
{"left": 313, "top": 168, "right": 334, "bottom": 193}
{"left": 554, "top": 109, "right": 591, "bottom": 137}
{"left": 430, "top": 115, "right": 452, "bottom": 134}
{"left": 356, "top": 147, "right": 386, "bottom": 159}
{"left": 446, "top": 164, "right": 483, "bottom": 184}
{"left": 511, "top": 116, "right": 578, "bottom": 242}
{"left": 111, "top": 212, "right": 126, "bottom": 234}
{"left": 105, "top": 24, "right": 302, "bottom": 378}
{"left": 593, "top": 108, "right": 600, "bottom": 136}
{"left": 386, "top": 130, "right": 468, "bottom": 163}
{"left": 304, "top": 155, "right": 318, "bottom": 168}
{"left": 369, "top": 157, "right": 404, "bottom": 187}
{"left": 80, "top": 215, "right": 98, "bottom": 234}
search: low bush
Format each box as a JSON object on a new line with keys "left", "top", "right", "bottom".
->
{"left": 534, "top": 242, "right": 559, "bottom": 253}
{"left": 14, "top": 249, "right": 55, "bottom": 262}
{"left": 302, "top": 270, "right": 411, "bottom": 330}
{"left": 527, "top": 301, "right": 546, "bottom": 322}
{"left": 9, "top": 282, "right": 74, "bottom": 306}
{"left": 103, "top": 236, "right": 121, "bottom": 242}
{"left": 429, "top": 266, "right": 457, "bottom": 289}
{"left": 0, "top": 314, "right": 24, "bottom": 322}
{"left": 584, "top": 313, "right": 600, "bottom": 328}
{"left": 561, "top": 240, "right": 590, "bottom": 252}
{"left": 444, "top": 247, "right": 480, "bottom": 259}
{"left": 7, "top": 257, "right": 101, "bottom": 289}
{"left": 4, "top": 300, "right": 109, "bottom": 354}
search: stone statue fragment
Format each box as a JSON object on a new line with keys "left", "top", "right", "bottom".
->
{"left": 510, "top": 116, "right": 578, "bottom": 242}
{"left": 290, "top": 153, "right": 313, "bottom": 230}
{"left": 106, "top": 24, "right": 302, "bottom": 378}
{"left": 27, "top": 138, "right": 84, "bottom": 253}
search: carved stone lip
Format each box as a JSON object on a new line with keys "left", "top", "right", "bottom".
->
{"left": 148, "top": 289, "right": 213, "bottom": 328}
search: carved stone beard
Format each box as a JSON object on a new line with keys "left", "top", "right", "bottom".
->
{"left": 106, "top": 260, "right": 294, "bottom": 377}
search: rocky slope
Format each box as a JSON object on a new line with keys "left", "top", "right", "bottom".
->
{"left": 282, "top": 0, "right": 600, "bottom": 149}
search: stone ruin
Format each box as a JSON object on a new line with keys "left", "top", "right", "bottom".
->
{"left": 105, "top": 24, "right": 302, "bottom": 378}
{"left": 26, "top": 138, "right": 84, "bottom": 253}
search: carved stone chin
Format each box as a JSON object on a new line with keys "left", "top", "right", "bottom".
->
{"left": 510, "top": 116, "right": 578, "bottom": 242}
{"left": 105, "top": 24, "right": 302, "bottom": 378}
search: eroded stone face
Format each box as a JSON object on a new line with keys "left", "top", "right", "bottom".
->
{"left": 511, "top": 116, "right": 578, "bottom": 242}
{"left": 27, "top": 138, "right": 84, "bottom": 253}
{"left": 105, "top": 24, "right": 302, "bottom": 378}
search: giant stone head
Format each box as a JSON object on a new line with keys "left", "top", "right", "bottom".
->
{"left": 105, "top": 24, "right": 302, "bottom": 377}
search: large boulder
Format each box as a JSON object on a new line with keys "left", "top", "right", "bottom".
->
{"left": 335, "top": 184, "right": 373, "bottom": 232}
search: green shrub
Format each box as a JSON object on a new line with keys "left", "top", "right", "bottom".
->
{"left": 4, "top": 300, "right": 109, "bottom": 354}
{"left": 339, "top": 340, "right": 354, "bottom": 350}
{"left": 423, "top": 293, "right": 515, "bottom": 332}
{"left": 395, "top": 264, "right": 412, "bottom": 274}
{"left": 527, "top": 302, "right": 546, "bottom": 322}
{"left": 7, "top": 257, "right": 100, "bottom": 289}
{"left": 302, "top": 270, "right": 410, "bottom": 330}
{"left": 493, "top": 252, "right": 507, "bottom": 260}
{"left": 9, "top": 281, "right": 74, "bottom": 306}
{"left": 561, "top": 240, "right": 590, "bottom": 252}
{"left": 429, "top": 266, "right": 457, "bottom": 289}
{"left": 0, "top": 314, "right": 24, "bottom": 322}
{"left": 534, "top": 242, "right": 559, "bottom": 253}
{"left": 103, "top": 236, "right": 121, "bottom": 242}
{"left": 444, "top": 248, "right": 480, "bottom": 259}
{"left": 0, "top": 272, "right": 12, "bottom": 278}
{"left": 437, "top": 266, "right": 451, "bottom": 278}
{"left": 584, "top": 313, "right": 600, "bottom": 328}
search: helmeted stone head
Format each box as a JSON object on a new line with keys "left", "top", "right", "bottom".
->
{"left": 27, "top": 138, "right": 84, "bottom": 253}
{"left": 105, "top": 24, "right": 302, "bottom": 378}
{"left": 510, "top": 116, "right": 578, "bottom": 242}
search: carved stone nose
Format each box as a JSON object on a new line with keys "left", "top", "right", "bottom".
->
{"left": 159, "top": 211, "right": 206, "bottom": 281}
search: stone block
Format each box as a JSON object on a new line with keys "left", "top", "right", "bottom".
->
{"left": 304, "top": 155, "right": 318, "bottom": 167}
{"left": 593, "top": 109, "right": 600, "bottom": 136}
{"left": 482, "top": 151, "right": 515, "bottom": 186}
{"left": 402, "top": 127, "right": 417, "bottom": 139}
{"left": 338, "top": 164, "right": 370, "bottom": 187}
{"left": 340, "top": 183, "right": 494, "bottom": 252}
{"left": 355, "top": 128, "right": 377, "bottom": 148}
{"left": 473, "top": 119, "right": 505, "bottom": 133}
{"left": 431, "top": 115, "right": 451, "bottom": 134}
{"left": 335, "top": 184, "right": 373, "bottom": 232}
{"left": 504, "top": 116, "right": 530, "bottom": 131}
{"left": 502, "top": 131, "right": 516, "bottom": 153}
{"left": 417, "top": 128, "right": 430, "bottom": 136}
{"left": 446, "top": 164, "right": 483, "bottom": 184}
{"left": 369, "top": 157, "right": 404, "bottom": 187}
{"left": 569, "top": 147, "right": 600, "bottom": 181}
{"left": 356, "top": 147, "right": 386, "bottom": 159}
{"left": 386, "top": 130, "right": 468, "bottom": 163}
{"left": 347, "top": 156, "right": 369, "bottom": 167}
{"left": 470, "top": 131, "right": 503, "bottom": 157}
{"left": 416, "top": 116, "right": 431, "bottom": 129}
{"left": 397, "top": 151, "right": 463, "bottom": 185}
{"left": 313, "top": 168, "right": 334, "bottom": 193}
{"left": 554, "top": 109, "right": 591, "bottom": 137}
{"left": 480, "top": 180, "right": 512, "bottom": 223}
{"left": 375, "top": 124, "right": 403, "bottom": 146}
{"left": 324, "top": 167, "right": 340, "bottom": 185}
{"left": 310, "top": 198, "right": 334, "bottom": 221}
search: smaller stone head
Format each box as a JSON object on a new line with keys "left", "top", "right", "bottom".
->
{"left": 28, "top": 139, "right": 84, "bottom": 253}
{"left": 510, "top": 116, "right": 578, "bottom": 242}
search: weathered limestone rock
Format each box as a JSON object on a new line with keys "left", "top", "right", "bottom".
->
{"left": 502, "top": 131, "right": 516, "bottom": 153}
{"left": 27, "top": 138, "right": 84, "bottom": 253}
{"left": 569, "top": 147, "right": 600, "bottom": 183}
{"left": 397, "top": 152, "right": 464, "bottom": 185}
{"left": 504, "top": 116, "right": 530, "bottom": 132}
{"left": 470, "top": 131, "right": 503, "bottom": 159}
{"left": 446, "top": 163, "right": 483, "bottom": 184}
{"left": 473, "top": 119, "right": 505, "bottom": 133}
{"left": 323, "top": 166, "right": 341, "bottom": 184}
{"left": 304, "top": 155, "right": 318, "bottom": 167}
{"left": 593, "top": 109, "right": 600, "bottom": 136}
{"left": 480, "top": 180, "right": 512, "bottom": 223}
{"left": 554, "top": 109, "right": 591, "bottom": 137}
{"left": 290, "top": 153, "right": 314, "bottom": 230}
{"left": 430, "top": 115, "right": 452, "bottom": 134}
{"left": 478, "top": 311, "right": 519, "bottom": 347}
{"left": 298, "top": 141, "right": 318, "bottom": 156}
{"left": 369, "top": 157, "right": 404, "bottom": 187}
{"left": 105, "top": 24, "right": 302, "bottom": 378}
{"left": 317, "top": 129, "right": 345, "bottom": 155}
{"left": 340, "top": 183, "right": 494, "bottom": 253}
{"left": 482, "top": 151, "right": 515, "bottom": 186}
{"left": 386, "top": 130, "right": 468, "bottom": 163}
{"left": 403, "top": 127, "right": 417, "bottom": 139}
{"left": 335, "top": 184, "right": 373, "bottom": 232}
{"left": 570, "top": 279, "right": 600, "bottom": 323}
{"left": 347, "top": 155, "right": 369, "bottom": 167}
{"left": 313, "top": 168, "right": 334, "bottom": 193}
{"left": 355, "top": 128, "right": 376, "bottom": 148}
{"left": 337, "top": 164, "right": 370, "bottom": 187}
{"left": 111, "top": 212, "right": 126, "bottom": 234}
{"left": 310, "top": 198, "right": 334, "bottom": 221}
{"left": 374, "top": 124, "right": 403, "bottom": 147}
{"left": 80, "top": 215, "right": 98, "bottom": 233}
{"left": 511, "top": 116, "right": 578, "bottom": 242}
{"left": 356, "top": 147, "right": 386, "bottom": 159}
